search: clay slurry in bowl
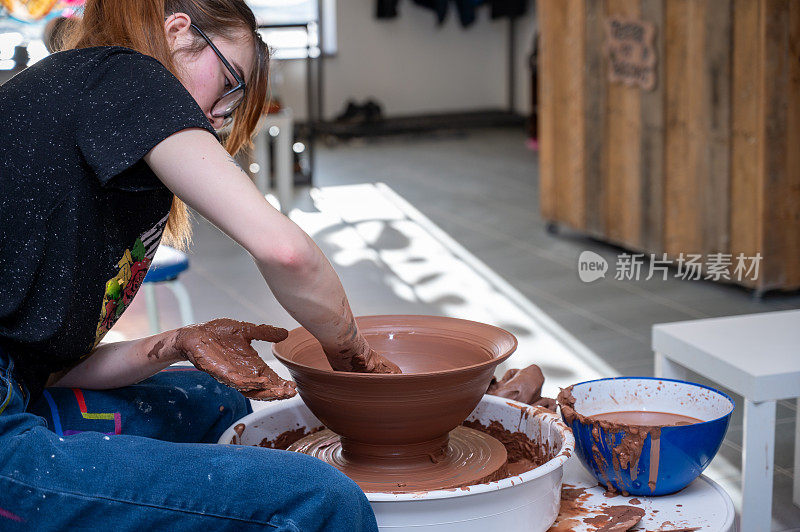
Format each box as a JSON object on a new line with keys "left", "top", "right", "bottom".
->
{"left": 273, "top": 315, "right": 518, "bottom": 493}
{"left": 589, "top": 411, "right": 702, "bottom": 426}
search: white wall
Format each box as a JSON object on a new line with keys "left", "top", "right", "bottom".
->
{"left": 269, "top": 0, "right": 535, "bottom": 121}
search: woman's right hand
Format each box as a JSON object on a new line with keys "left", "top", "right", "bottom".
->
{"left": 324, "top": 331, "right": 401, "bottom": 374}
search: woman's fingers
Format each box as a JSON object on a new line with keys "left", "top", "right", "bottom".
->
{"left": 242, "top": 322, "right": 288, "bottom": 344}
{"left": 243, "top": 381, "right": 297, "bottom": 401}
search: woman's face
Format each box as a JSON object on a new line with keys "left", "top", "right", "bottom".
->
{"left": 165, "top": 14, "right": 255, "bottom": 130}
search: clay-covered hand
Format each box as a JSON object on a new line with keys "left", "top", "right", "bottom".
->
{"left": 172, "top": 318, "right": 297, "bottom": 400}
{"left": 325, "top": 339, "right": 402, "bottom": 374}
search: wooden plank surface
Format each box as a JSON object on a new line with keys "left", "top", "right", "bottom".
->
{"left": 664, "top": 0, "right": 731, "bottom": 257}
{"left": 664, "top": 0, "right": 692, "bottom": 255}
{"left": 537, "top": 0, "right": 558, "bottom": 222}
{"left": 604, "top": 0, "right": 643, "bottom": 248}
{"left": 584, "top": 0, "right": 607, "bottom": 237}
{"left": 538, "top": 0, "right": 800, "bottom": 290}
{"left": 561, "top": 0, "right": 588, "bottom": 230}
{"left": 785, "top": 0, "right": 800, "bottom": 288}
{"left": 538, "top": 0, "right": 587, "bottom": 230}
{"left": 730, "top": 0, "right": 762, "bottom": 288}
{"left": 761, "top": 0, "right": 800, "bottom": 289}
{"left": 700, "top": 0, "right": 732, "bottom": 255}
{"left": 640, "top": 0, "right": 665, "bottom": 253}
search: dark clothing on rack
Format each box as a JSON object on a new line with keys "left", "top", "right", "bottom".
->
{"left": 488, "top": 0, "right": 528, "bottom": 19}
{"left": 414, "top": 0, "right": 449, "bottom": 25}
{"left": 376, "top": 0, "right": 527, "bottom": 27}
{"left": 376, "top": 0, "right": 400, "bottom": 18}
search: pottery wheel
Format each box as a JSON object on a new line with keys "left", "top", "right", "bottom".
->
{"left": 288, "top": 426, "right": 508, "bottom": 493}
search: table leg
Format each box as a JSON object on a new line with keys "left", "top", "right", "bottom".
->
{"left": 275, "top": 116, "right": 294, "bottom": 214}
{"left": 654, "top": 352, "right": 688, "bottom": 380}
{"left": 741, "top": 398, "right": 776, "bottom": 531}
{"left": 795, "top": 400, "right": 800, "bottom": 507}
{"left": 253, "top": 128, "right": 269, "bottom": 194}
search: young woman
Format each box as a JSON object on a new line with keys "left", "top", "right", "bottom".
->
{"left": 0, "top": 0, "right": 396, "bottom": 529}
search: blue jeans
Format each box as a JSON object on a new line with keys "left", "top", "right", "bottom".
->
{"left": 0, "top": 352, "right": 378, "bottom": 531}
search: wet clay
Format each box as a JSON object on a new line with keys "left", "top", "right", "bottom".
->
{"left": 547, "top": 484, "right": 589, "bottom": 531}
{"left": 258, "top": 426, "right": 324, "bottom": 449}
{"left": 583, "top": 505, "right": 646, "bottom": 531}
{"left": 288, "top": 427, "right": 509, "bottom": 493}
{"left": 272, "top": 316, "right": 519, "bottom": 492}
{"left": 273, "top": 315, "right": 515, "bottom": 462}
{"left": 229, "top": 423, "right": 247, "bottom": 444}
{"left": 590, "top": 411, "right": 701, "bottom": 427}
{"left": 487, "top": 364, "right": 558, "bottom": 411}
{"left": 171, "top": 318, "right": 296, "bottom": 401}
{"left": 558, "top": 386, "right": 696, "bottom": 494}
{"left": 548, "top": 486, "right": 644, "bottom": 532}
{"left": 463, "top": 419, "right": 552, "bottom": 477}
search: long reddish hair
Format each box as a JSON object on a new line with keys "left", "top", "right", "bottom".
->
{"left": 61, "top": 0, "right": 270, "bottom": 248}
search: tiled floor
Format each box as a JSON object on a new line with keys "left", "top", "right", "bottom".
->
{"left": 117, "top": 126, "right": 800, "bottom": 530}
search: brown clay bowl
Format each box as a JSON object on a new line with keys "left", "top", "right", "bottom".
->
{"left": 272, "top": 315, "right": 517, "bottom": 460}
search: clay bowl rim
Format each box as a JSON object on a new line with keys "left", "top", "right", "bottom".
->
{"left": 272, "top": 314, "right": 518, "bottom": 380}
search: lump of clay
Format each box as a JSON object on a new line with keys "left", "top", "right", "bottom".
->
{"left": 487, "top": 364, "right": 557, "bottom": 411}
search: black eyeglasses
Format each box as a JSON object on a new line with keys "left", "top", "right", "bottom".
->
{"left": 190, "top": 23, "right": 246, "bottom": 128}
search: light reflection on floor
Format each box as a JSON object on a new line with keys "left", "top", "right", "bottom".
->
{"left": 294, "top": 183, "right": 616, "bottom": 398}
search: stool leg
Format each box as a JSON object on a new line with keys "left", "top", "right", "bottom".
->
{"left": 741, "top": 398, "right": 776, "bottom": 531}
{"left": 166, "top": 280, "right": 195, "bottom": 327}
{"left": 654, "top": 352, "right": 688, "bottom": 381}
{"left": 143, "top": 283, "right": 160, "bottom": 334}
{"left": 794, "top": 401, "right": 800, "bottom": 507}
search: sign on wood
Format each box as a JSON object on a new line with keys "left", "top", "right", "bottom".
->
{"left": 604, "top": 15, "right": 657, "bottom": 91}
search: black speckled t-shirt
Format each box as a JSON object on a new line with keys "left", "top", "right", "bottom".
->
{"left": 0, "top": 46, "right": 219, "bottom": 398}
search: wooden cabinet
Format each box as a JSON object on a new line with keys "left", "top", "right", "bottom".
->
{"left": 538, "top": 0, "right": 800, "bottom": 292}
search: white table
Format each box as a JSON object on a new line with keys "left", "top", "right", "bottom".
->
{"left": 549, "top": 456, "right": 736, "bottom": 531}
{"left": 252, "top": 108, "right": 294, "bottom": 214}
{"left": 652, "top": 310, "right": 800, "bottom": 532}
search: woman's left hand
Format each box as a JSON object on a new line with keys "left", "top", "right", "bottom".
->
{"left": 168, "top": 318, "right": 297, "bottom": 401}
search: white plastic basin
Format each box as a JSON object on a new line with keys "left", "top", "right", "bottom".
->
{"left": 219, "top": 394, "right": 574, "bottom": 532}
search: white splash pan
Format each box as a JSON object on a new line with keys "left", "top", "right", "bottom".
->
{"left": 219, "top": 394, "right": 574, "bottom": 532}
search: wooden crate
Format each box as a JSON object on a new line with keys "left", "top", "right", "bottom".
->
{"left": 538, "top": 0, "right": 800, "bottom": 292}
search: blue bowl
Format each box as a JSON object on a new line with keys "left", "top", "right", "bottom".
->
{"left": 560, "top": 377, "right": 734, "bottom": 496}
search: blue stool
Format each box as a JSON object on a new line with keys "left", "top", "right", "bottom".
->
{"left": 142, "top": 245, "right": 195, "bottom": 334}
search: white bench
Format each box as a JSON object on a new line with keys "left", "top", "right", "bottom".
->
{"left": 652, "top": 310, "right": 800, "bottom": 532}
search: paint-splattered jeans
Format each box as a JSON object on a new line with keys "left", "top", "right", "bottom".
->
{"left": 0, "top": 352, "right": 378, "bottom": 531}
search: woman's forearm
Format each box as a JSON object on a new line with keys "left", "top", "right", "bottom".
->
{"left": 254, "top": 229, "right": 364, "bottom": 356}
{"left": 145, "top": 129, "right": 396, "bottom": 371}
{"left": 49, "top": 330, "right": 181, "bottom": 389}
{"left": 146, "top": 129, "right": 365, "bottom": 357}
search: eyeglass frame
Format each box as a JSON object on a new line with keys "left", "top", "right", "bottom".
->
{"left": 189, "top": 23, "right": 246, "bottom": 122}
